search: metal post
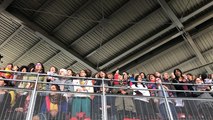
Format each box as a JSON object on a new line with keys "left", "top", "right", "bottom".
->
{"left": 101, "top": 78, "right": 107, "bottom": 120}
{"left": 26, "top": 73, "right": 40, "bottom": 120}
{"left": 160, "top": 83, "right": 174, "bottom": 120}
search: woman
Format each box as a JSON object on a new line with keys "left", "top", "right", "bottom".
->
{"left": 72, "top": 70, "right": 94, "bottom": 118}
{"left": 9, "top": 82, "right": 34, "bottom": 120}
{"left": 33, "top": 84, "right": 68, "bottom": 120}
{"left": 156, "top": 77, "right": 177, "bottom": 120}
{"left": 113, "top": 74, "right": 136, "bottom": 120}
{"left": 132, "top": 75, "right": 153, "bottom": 119}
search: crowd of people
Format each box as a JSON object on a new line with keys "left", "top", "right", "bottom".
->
{"left": 0, "top": 62, "right": 213, "bottom": 120}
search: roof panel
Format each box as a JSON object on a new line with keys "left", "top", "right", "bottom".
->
{"left": 169, "top": 0, "right": 211, "bottom": 18}
{"left": 194, "top": 30, "right": 213, "bottom": 52}
{"left": 88, "top": 8, "right": 170, "bottom": 65}
{"left": 34, "top": 0, "right": 86, "bottom": 32}
{"left": 55, "top": 0, "right": 129, "bottom": 45}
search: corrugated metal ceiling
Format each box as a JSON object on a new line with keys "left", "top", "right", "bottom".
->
{"left": 0, "top": 0, "right": 212, "bottom": 74}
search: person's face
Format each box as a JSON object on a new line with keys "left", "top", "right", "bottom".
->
{"left": 149, "top": 75, "right": 156, "bottom": 82}
{"left": 50, "top": 67, "right": 56, "bottom": 73}
{"left": 50, "top": 85, "right": 57, "bottom": 91}
{"left": 175, "top": 70, "right": 181, "bottom": 77}
{"left": 67, "top": 70, "right": 72, "bottom": 76}
{"left": 0, "top": 80, "right": 5, "bottom": 87}
{"left": 99, "top": 71, "right": 106, "bottom": 78}
{"left": 13, "top": 66, "right": 18, "bottom": 71}
{"left": 6, "top": 64, "right": 12, "bottom": 70}
{"left": 22, "top": 68, "right": 27, "bottom": 72}
{"left": 79, "top": 70, "right": 86, "bottom": 77}
{"left": 107, "top": 74, "right": 113, "bottom": 79}
{"left": 187, "top": 75, "right": 193, "bottom": 81}
{"left": 140, "top": 73, "right": 145, "bottom": 78}
{"left": 35, "top": 63, "right": 42, "bottom": 71}
{"left": 137, "top": 75, "right": 142, "bottom": 82}
{"left": 123, "top": 72, "right": 128, "bottom": 80}
{"left": 195, "top": 78, "right": 203, "bottom": 84}
{"left": 163, "top": 73, "right": 169, "bottom": 80}
{"left": 155, "top": 72, "right": 161, "bottom": 78}
{"left": 59, "top": 70, "right": 66, "bottom": 76}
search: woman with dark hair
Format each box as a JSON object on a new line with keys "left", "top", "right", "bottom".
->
{"left": 16, "top": 65, "right": 28, "bottom": 88}
{"left": 113, "top": 74, "right": 136, "bottom": 120}
{"left": 132, "top": 75, "right": 153, "bottom": 119}
{"left": 172, "top": 68, "right": 191, "bottom": 97}
{"left": 27, "top": 63, "right": 35, "bottom": 72}
{"left": 140, "top": 72, "right": 147, "bottom": 81}
{"left": 9, "top": 82, "right": 35, "bottom": 120}
{"left": 94, "top": 71, "right": 107, "bottom": 93}
{"left": 33, "top": 84, "right": 68, "bottom": 120}
{"left": 72, "top": 70, "right": 93, "bottom": 118}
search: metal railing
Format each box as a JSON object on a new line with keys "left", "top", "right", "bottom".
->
{"left": 0, "top": 70, "right": 213, "bottom": 120}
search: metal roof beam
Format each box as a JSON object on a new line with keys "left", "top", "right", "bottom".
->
{"left": 69, "top": 0, "right": 132, "bottom": 46}
{"left": 107, "top": 31, "right": 184, "bottom": 73}
{"left": 0, "top": 0, "right": 13, "bottom": 12}
{"left": 158, "top": 0, "right": 212, "bottom": 73}
{"left": 31, "top": 0, "right": 53, "bottom": 19}
{"left": 5, "top": 10, "right": 98, "bottom": 73}
{"left": 100, "top": 1, "right": 213, "bottom": 70}
{"left": 106, "top": 10, "right": 213, "bottom": 73}
{"left": 0, "top": 25, "right": 24, "bottom": 49}
{"left": 162, "top": 48, "right": 213, "bottom": 74}
{"left": 180, "top": 1, "right": 213, "bottom": 22}
{"left": 51, "top": 0, "right": 94, "bottom": 33}
{"left": 126, "top": 24, "right": 213, "bottom": 73}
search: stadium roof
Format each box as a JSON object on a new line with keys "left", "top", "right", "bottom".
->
{"left": 0, "top": 0, "right": 213, "bottom": 74}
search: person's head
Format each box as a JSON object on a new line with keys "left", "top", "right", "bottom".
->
{"left": 149, "top": 74, "right": 156, "bottom": 82}
{"left": 50, "top": 84, "right": 60, "bottom": 96}
{"left": 27, "top": 63, "right": 35, "bottom": 72}
{"left": 79, "top": 70, "right": 87, "bottom": 77}
{"left": 99, "top": 71, "right": 106, "bottom": 78}
{"left": 107, "top": 73, "right": 113, "bottom": 79}
{"left": 123, "top": 71, "right": 129, "bottom": 80}
{"left": 49, "top": 66, "right": 58, "bottom": 73}
{"left": 174, "top": 68, "right": 182, "bottom": 78}
{"left": 163, "top": 72, "right": 170, "bottom": 80}
{"left": 135, "top": 75, "right": 142, "bottom": 82}
{"left": 12, "top": 65, "right": 19, "bottom": 71}
{"left": 67, "top": 69, "right": 73, "bottom": 76}
{"left": 59, "top": 69, "right": 67, "bottom": 76}
{"left": 5, "top": 63, "right": 13, "bottom": 70}
{"left": 50, "top": 84, "right": 60, "bottom": 91}
{"left": 155, "top": 72, "right": 161, "bottom": 78}
{"left": 85, "top": 69, "right": 92, "bottom": 77}
{"left": 139, "top": 72, "right": 146, "bottom": 79}
{"left": 34, "top": 62, "right": 45, "bottom": 73}
{"left": 195, "top": 77, "right": 203, "bottom": 84}
{"left": 187, "top": 73, "right": 193, "bottom": 81}
{"left": 200, "top": 73, "right": 208, "bottom": 80}
{"left": 19, "top": 65, "right": 28, "bottom": 72}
